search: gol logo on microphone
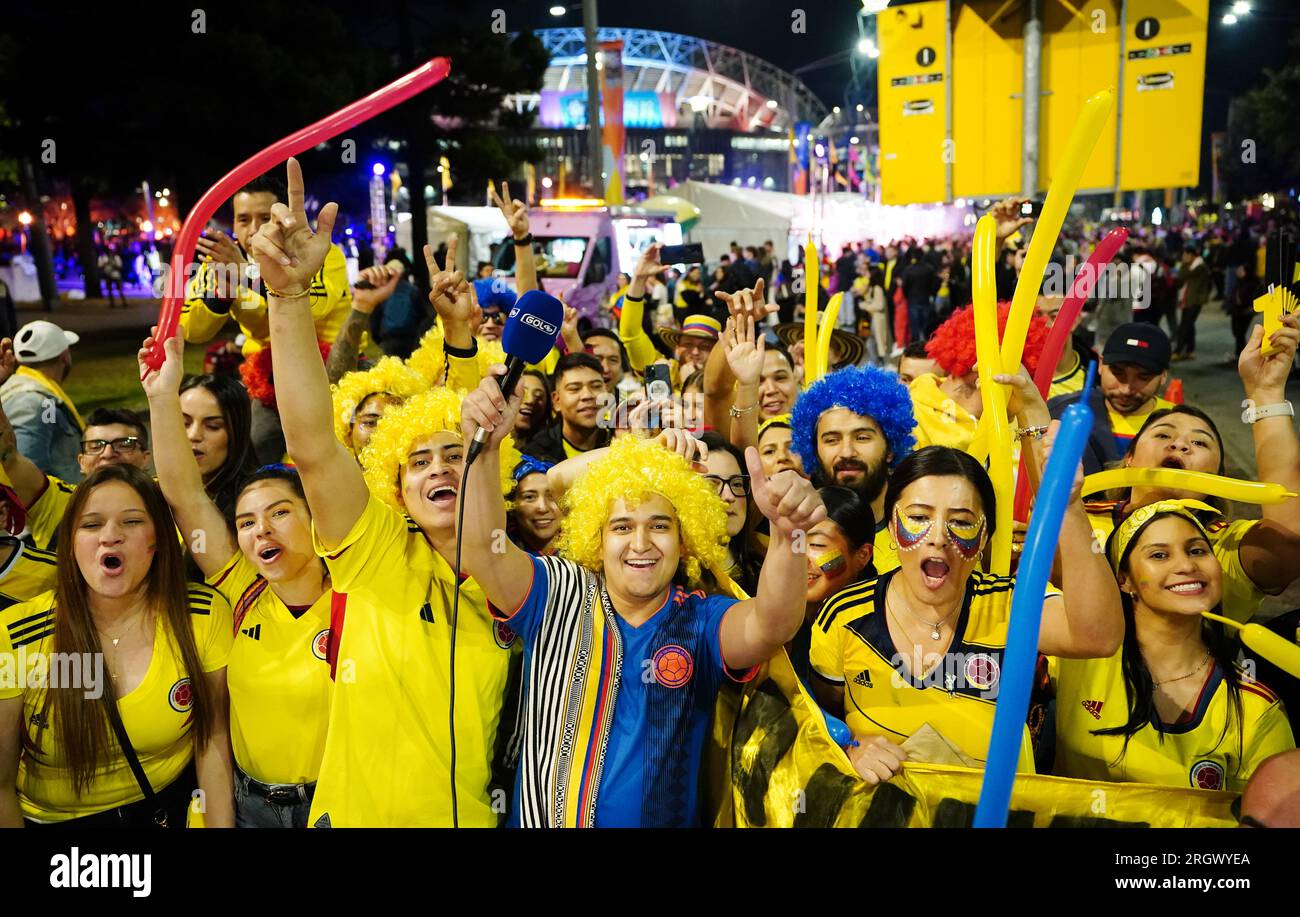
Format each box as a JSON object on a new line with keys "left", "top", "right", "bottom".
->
{"left": 521, "top": 313, "right": 558, "bottom": 336}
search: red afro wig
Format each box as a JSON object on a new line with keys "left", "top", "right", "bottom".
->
{"left": 240, "top": 339, "right": 333, "bottom": 409}
{"left": 924, "top": 301, "right": 1050, "bottom": 378}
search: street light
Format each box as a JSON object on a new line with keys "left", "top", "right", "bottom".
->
{"left": 18, "top": 211, "right": 32, "bottom": 226}
{"left": 1233, "top": 1, "right": 1250, "bottom": 13}
{"left": 549, "top": 4, "right": 566, "bottom": 15}
{"left": 856, "top": 37, "right": 874, "bottom": 55}
{"left": 1223, "top": 12, "right": 1238, "bottom": 23}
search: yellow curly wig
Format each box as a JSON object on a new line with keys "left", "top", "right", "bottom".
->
{"left": 331, "top": 356, "right": 430, "bottom": 449}
{"left": 406, "top": 321, "right": 509, "bottom": 389}
{"left": 406, "top": 325, "right": 448, "bottom": 386}
{"left": 555, "top": 435, "right": 729, "bottom": 588}
{"left": 361, "top": 387, "right": 519, "bottom": 510}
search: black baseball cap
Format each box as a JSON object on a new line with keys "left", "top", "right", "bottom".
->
{"left": 1102, "top": 323, "right": 1171, "bottom": 374}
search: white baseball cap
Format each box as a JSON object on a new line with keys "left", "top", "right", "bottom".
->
{"left": 14, "top": 321, "right": 80, "bottom": 364}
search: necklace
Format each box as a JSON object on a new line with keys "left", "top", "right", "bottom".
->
{"left": 97, "top": 608, "right": 149, "bottom": 680}
{"left": 886, "top": 590, "right": 958, "bottom": 641}
{"left": 1150, "top": 650, "right": 1212, "bottom": 687}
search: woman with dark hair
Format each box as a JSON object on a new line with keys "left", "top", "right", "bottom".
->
{"left": 179, "top": 371, "right": 259, "bottom": 522}
{"left": 697, "top": 431, "right": 761, "bottom": 596}
{"left": 508, "top": 456, "right": 561, "bottom": 556}
{"left": 1052, "top": 502, "right": 1294, "bottom": 791}
{"left": 0, "top": 464, "right": 234, "bottom": 827}
{"left": 513, "top": 369, "right": 551, "bottom": 443}
{"left": 810, "top": 444, "right": 1122, "bottom": 784}
{"left": 788, "top": 486, "right": 876, "bottom": 686}
{"left": 1085, "top": 317, "right": 1300, "bottom": 624}
{"left": 141, "top": 329, "right": 335, "bottom": 828}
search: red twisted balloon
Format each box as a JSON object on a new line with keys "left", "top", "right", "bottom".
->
{"left": 143, "top": 57, "right": 451, "bottom": 374}
{"left": 1012, "top": 228, "right": 1128, "bottom": 522}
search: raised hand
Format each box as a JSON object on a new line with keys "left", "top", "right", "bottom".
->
{"left": 992, "top": 364, "right": 1050, "bottom": 426}
{"left": 490, "top": 181, "right": 530, "bottom": 240}
{"left": 195, "top": 228, "right": 245, "bottom": 275}
{"left": 656, "top": 427, "right": 709, "bottom": 472}
{"left": 1240, "top": 312, "right": 1299, "bottom": 400}
{"left": 424, "top": 236, "right": 477, "bottom": 326}
{"left": 722, "top": 314, "right": 765, "bottom": 387}
{"left": 633, "top": 243, "right": 668, "bottom": 283}
{"left": 746, "top": 445, "right": 825, "bottom": 537}
{"left": 716, "top": 278, "right": 774, "bottom": 324}
{"left": 989, "top": 197, "right": 1033, "bottom": 246}
{"left": 249, "top": 157, "right": 338, "bottom": 296}
{"left": 138, "top": 324, "right": 185, "bottom": 400}
{"left": 460, "top": 366, "right": 522, "bottom": 452}
{"left": 351, "top": 263, "right": 402, "bottom": 315}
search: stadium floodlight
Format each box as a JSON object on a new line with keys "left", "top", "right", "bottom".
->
{"left": 1232, "top": 1, "right": 1250, "bottom": 14}
{"left": 1222, "top": 13, "right": 1238, "bottom": 24}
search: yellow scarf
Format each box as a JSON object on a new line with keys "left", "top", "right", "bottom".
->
{"left": 16, "top": 366, "right": 84, "bottom": 430}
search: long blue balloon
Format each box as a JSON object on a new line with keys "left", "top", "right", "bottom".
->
{"left": 973, "top": 362, "right": 1097, "bottom": 828}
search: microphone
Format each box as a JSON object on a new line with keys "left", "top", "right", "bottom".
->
{"left": 465, "top": 288, "right": 564, "bottom": 467}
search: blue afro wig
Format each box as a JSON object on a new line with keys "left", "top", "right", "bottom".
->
{"left": 474, "top": 277, "right": 518, "bottom": 313}
{"left": 790, "top": 365, "right": 916, "bottom": 476}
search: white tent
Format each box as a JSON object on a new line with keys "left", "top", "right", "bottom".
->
{"left": 671, "top": 181, "right": 800, "bottom": 263}
{"left": 672, "top": 181, "right": 970, "bottom": 266}
{"left": 395, "top": 206, "right": 510, "bottom": 274}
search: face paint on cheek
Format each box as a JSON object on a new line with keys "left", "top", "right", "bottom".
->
{"left": 894, "top": 509, "right": 932, "bottom": 552}
{"left": 813, "top": 549, "right": 846, "bottom": 576}
{"left": 946, "top": 516, "right": 986, "bottom": 561}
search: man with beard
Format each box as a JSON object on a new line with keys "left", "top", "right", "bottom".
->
{"left": 791, "top": 366, "right": 916, "bottom": 574}
{"left": 1048, "top": 323, "right": 1172, "bottom": 475}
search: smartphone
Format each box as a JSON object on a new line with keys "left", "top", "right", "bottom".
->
{"left": 1019, "top": 200, "right": 1044, "bottom": 219}
{"left": 644, "top": 363, "right": 672, "bottom": 404}
{"left": 659, "top": 243, "right": 705, "bottom": 266}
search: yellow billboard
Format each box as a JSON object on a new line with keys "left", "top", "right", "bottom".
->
{"left": 1119, "top": 0, "right": 1209, "bottom": 190}
{"left": 877, "top": 0, "right": 949, "bottom": 205}
{"left": 1041, "top": 0, "right": 1121, "bottom": 193}
{"left": 952, "top": 0, "right": 1024, "bottom": 199}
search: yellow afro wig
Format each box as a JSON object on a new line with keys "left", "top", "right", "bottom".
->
{"left": 406, "top": 321, "right": 509, "bottom": 388}
{"left": 407, "top": 324, "right": 448, "bottom": 386}
{"left": 555, "top": 435, "right": 729, "bottom": 589}
{"left": 361, "top": 386, "right": 519, "bottom": 511}
{"left": 331, "top": 356, "right": 429, "bottom": 449}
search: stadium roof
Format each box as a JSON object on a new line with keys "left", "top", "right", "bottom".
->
{"left": 506, "top": 27, "right": 829, "bottom": 132}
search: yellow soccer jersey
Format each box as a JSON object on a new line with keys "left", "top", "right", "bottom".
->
{"left": 1052, "top": 651, "right": 1295, "bottom": 793}
{"left": 307, "top": 495, "right": 517, "bottom": 828}
{"left": 872, "top": 520, "right": 899, "bottom": 575}
{"left": 182, "top": 243, "right": 354, "bottom": 357}
{"left": 811, "top": 569, "right": 1059, "bottom": 772}
{"left": 1108, "top": 396, "right": 1174, "bottom": 455}
{"left": 0, "top": 538, "right": 58, "bottom": 609}
{"left": 207, "top": 551, "right": 336, "bottom": 786}
{"left": 23, "top": 475, "right": 75, "bottom": 550}
{"left": 1, "top": 584, "right": 233, "bottom": 822}
{"left": 1086, "top": 501, "right": 1267, "bottom": 623}
{"left": 1047, "top": 351, "right": 1085, "bottom": 401}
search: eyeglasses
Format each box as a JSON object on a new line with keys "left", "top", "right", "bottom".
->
{"left": 81, "top": 437, "right": 143, "bottom": 455}
{"left": 482, "top": 311, "right": 506, "bottom": 324}
{"left": 703, "top": 474, "right": 750, "bottom": 498}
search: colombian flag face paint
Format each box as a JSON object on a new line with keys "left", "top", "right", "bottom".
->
{"left": 813, "top": 549, "right": 846, "bottom": 576}
{"left": 946, "top": 516, "right": 986, "bottom": 561}
{"left": 894, "top": 509, "right": 932, "bottom": 552}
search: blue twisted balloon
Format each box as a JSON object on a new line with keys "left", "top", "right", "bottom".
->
{"left": 973, "top": 362, "right": 1097, "bottom": 828}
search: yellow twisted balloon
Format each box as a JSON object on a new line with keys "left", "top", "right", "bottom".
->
{"left": 814, "top": 292, "right": 843, "bottom": 380}
{"left": 1083, "top": 468, "right": 1298, "bottom": 504}
{"left": 972, "top": 214, "right": 1014, "bottom": 574}
{"left": 804, "top": 236, "right": 818, "bottom": 386}
{"left": 971, "top": 87, "right": 1116, "bottom": 464}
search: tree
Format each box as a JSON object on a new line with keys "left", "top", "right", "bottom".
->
{"left": 1220, "top": 30, "right": 1300, "bottom": 200}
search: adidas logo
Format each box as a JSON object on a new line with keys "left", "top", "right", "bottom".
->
{"left": 853, "top": 670, "right": 873, "bottom": 688}
{"left": 240, "top": 624, "right": 261, "bottom": 640}
{"left": 1082, "top": 699, "right": 1104, "bottom": 720}
{"left": 419, "top": 603, "right": 435, "bottom": 624}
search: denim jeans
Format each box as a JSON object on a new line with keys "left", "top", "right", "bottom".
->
{"left": 907, "top": 299, "right": 935, "bottom": 342}
{"left": 235, "top": 768, "right": 314, "bottom": 828}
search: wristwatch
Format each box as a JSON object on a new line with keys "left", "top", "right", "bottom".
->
{"left": 1241, "top": 400, "right": 1295, "bottom": 423}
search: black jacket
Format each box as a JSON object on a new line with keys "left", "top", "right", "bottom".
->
{"left": 1047, "top": 384, "right": 1119, "bottom": 476}
{"left": 521, "top": 422, "right": 612, "bottom": 466}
